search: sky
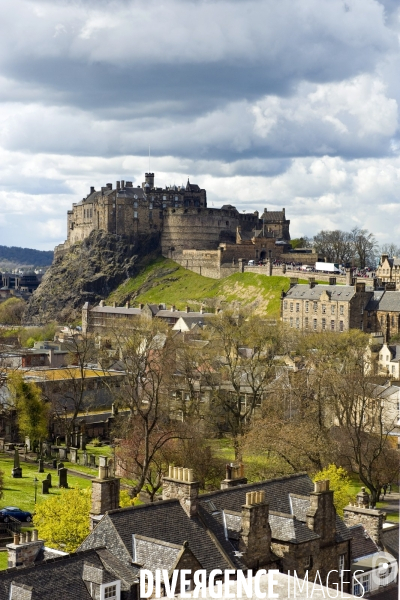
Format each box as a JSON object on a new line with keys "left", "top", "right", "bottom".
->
{"left": 1, "top": 0, "right": 400, "bottom": 250}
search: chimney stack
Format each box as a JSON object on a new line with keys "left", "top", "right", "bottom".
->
{"left": 289, "top": 277, "right": 298, "bottom": 289}
{"left": 306, "top": 479, "right": 336, "bottom": 545}
{"left": 343, "top": 489, "right": 385, "bottom": 547}
{"left": 162, "top": 465, "right": 200, "bottom": 517}
{"left": 116, "top": 181, "right": 120, "bottom": 190}
{"left": 90, "top": 456, "right": 120, "bottom": 530}
{"left": 186, "top": 306, "right": 190, "bottom": 313}
{"left": 239, "top": 489, "right": 272, "bottom": 568}
{"left": 90, "top": 186, "right": 95, "bottom": 194}
{"left": 345, "top": 268, "right": 354, "bottom": 286}
{"left": 7, "top": 529, "right": 44, "bottom": 568}
{"left": 308, "top": 277, "right": 316, "bottom": 289}
{"left": 221, "top": 462, "right": 247, "bottom": 489}
{"left": 329, "top": 277, "right": 336, "bottom": 286}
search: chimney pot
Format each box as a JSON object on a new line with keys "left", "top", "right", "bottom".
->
{"left": 13, "top": 533, "right": 20, "bottom": 545}
{"left": 116, "top": 181, "right": 120, "bottom": 190}
{"left": 186, "top": 305, "right": 190, "bottom": 313}
{"left": 140, "top": 303, "right": 144, "bottom": 310}
{"left": 169, "top": 465, "right": 173, "bottom": 478}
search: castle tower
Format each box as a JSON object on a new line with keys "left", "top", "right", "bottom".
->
{"left": 143, "top": 173, "right": 155, "bottom": 189}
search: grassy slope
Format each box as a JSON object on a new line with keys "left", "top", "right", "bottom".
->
{"left": 108, "top": 257, "right": 317, "bottom": 317}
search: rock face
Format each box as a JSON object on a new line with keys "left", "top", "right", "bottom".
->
{"left": 24, "top": 230, "right": 160, "bottom": 324}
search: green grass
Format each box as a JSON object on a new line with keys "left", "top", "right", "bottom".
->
{"left": 108, "top": 257, "right": 295, "bottom": 317}
{"left": 0, "top": 455, "right": 91, "bottom": 515}
{"left": 0, "top": 552, "right": 8, "bottom": 571}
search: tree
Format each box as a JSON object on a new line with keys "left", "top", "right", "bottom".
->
{"left": 34, "top": 488, "right": 91, "bottom": 552}
{"left": 45, "top": 331, "right": 99, "bottom": 444}
{"left": 313, "top": 230, "right": 353, "bottom": 264}
{"left": 204, "top": 310, "right": 283, "bottom": 459}
{"left": 8, "top": 372, "right": 49, "bottom": 450}
{"left": 110, "top": 317, "right": 182, "bottom": 497}
{"left": 313, "top": 465, "right": 353, "bottom": 516}
{"left": 380, "top": 243, "right": 400, "bottom": 259}
{"left": 0, "top": 298, "right": 25, "bottom": 325}
{"left": 350, "top": 227, "right": 378, "bottom": 268}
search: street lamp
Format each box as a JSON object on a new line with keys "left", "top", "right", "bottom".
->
{"left": 33, "top": 477, "right": 38, "bottom": 504}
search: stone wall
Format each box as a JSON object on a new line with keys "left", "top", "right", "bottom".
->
{"left": 343, "top": 505, "right": 385, "bottom": 547}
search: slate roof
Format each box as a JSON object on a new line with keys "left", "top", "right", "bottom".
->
{"left": 0, "top": 548, "right": 134, "bottom": 600}
{"left": 366, "top": 290, "right": 400, "bottom": 312}
{"left": 261, "top": 210, "right": 287, "bottom": 221}
{"left": 382, "top": 525, "right": 399, "bottom": 560}
{"left": 285, "top": 284, "right": 356, "bottom": 301}
{"left": 134, "top": 535, "right": 181, "bottom": 574}
{"left": 349, "top": 525, "right": 379, "bottom": 560}
{"left": 79, "top": 499, "right": 237, "bottom": 576}
{"left": 269, "top": 512, "right": 320, "bottom": 543}
{"left": 91, "top": 306, "right": 142, "bottom": 316}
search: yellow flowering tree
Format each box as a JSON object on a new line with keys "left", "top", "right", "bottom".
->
{"left": 313, "top": 464, "right": 354, "bottom": 516}
{"left": 34, "top": 488, "right": 91, "bottom": 552}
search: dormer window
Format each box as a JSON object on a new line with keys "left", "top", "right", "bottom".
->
{"left": 100, "top": 581, "right": 120, "bottom": 599}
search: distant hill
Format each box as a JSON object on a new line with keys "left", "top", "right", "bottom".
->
{"left": 0, "top": 245, "right": 53, "bottom": 268}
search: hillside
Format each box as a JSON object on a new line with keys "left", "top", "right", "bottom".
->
{"left": 0, "top": 245, "right": 53, "bottom": 268}
{"left": 108, "top": 257, "right": 295, "bottom": 317}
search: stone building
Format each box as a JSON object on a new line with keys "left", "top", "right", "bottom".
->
{"left": 376, "top": 254, "right": 400, "bottom": 288}
{"left": 281, "top": 274, "right": 372, "bottom": 333}
{"left": 282, "top": 272, "right": 400, "bottom": 340}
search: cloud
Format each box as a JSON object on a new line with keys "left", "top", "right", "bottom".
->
{"left": 0, "top": 0, "right": 399, "bottom": 250}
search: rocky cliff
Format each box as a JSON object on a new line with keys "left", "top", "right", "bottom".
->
{"left": 24, "top": 230, "right": 160, "bottom": 324}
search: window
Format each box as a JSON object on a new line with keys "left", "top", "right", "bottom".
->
{"left": 322, "top": 318, "right": 326, "bottom": 330}
{"left": 339, "top": 320, "right": 344, "bottom": 332}
{"left": 296, "top": 318, "right": 300, "bottom": 329}
{"left": 290, "top": 302, "right": 293, "bottom": 312}
{"left": 391, "top": 316, "right": 395, "bottom": 326}
{"left": 322, "top": 304, "right": 326, "bottom": 314}
{"left": 361, "top": 575, "right": 370, "bottom": 593}
{"left": 284, "top": 301, "right": 288, "bottom": 310}
{"left": 339, "top": 554, "right": 345, "bottom": 573}
{"left": 305, "top": 301, "right": 309, "bottom": 313}
{"left": 100, "top": 580, "right": 121, "bottom": 600}
{"left": 149, "top": 203, "right": 153, "bottom": 210}
{"left": 133, "top": 201, "right": 138, "bottom": 208}
{"left": 331, "top": 305, "right": 335, "bottom": 314}
{"left": 305, "top": 317, "right": 309, "bottom": 329}
{"left": 313, "top": 302, "right": 318, "bottom": 312}
{"left": 163, "top": 195, "right": 167, "bottom": 201}
{"left": 290, "top": 317, "right": 293, "bottom": 327}
{"left": 313, "top": 318, "right": 317, "bottom": 330}
{"left": 331, "top": 320, "right": 335, "bottom": 330}
{"left": 134, "top": 211, "right": 138, "bottom": 219}
{"left": 296, "top": 303, "right": 300, "bottom": 312}
{"left": 339, "top": 305, "right": 344, "bottom": 315}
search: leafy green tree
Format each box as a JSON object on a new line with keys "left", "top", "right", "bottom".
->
{"left": 0, "top": 298, "right": 25, "bottom": 325}
{"left": 8, "top": 372, "right": 49, "bottom": 449}
{"left": 34, "top": 488, "right": 91, "bottom": 552}
{"left": 313, "top": 465, "right": 353, "bottom": 516}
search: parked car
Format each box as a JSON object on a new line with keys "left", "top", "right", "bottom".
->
{"left": 0, "top": 507, "right": 32, "bottom": 522}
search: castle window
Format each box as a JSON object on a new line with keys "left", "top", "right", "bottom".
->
{"left": 149, "top": 203, "right": 153, "bottom": 210}
{"left": 391, "top": 315, "right": 395, "bottom": 326}
{"left": 295, "top": 318, "right": 299, "bottom": 329}
{"left": 175, "top": 195, "right": 178, "bottom": 201}
{"left": 313, "top": 302, "right": 318, "bottom": 312}
{"left": 163, "top": 203, "right": 166, "bottom": 208}
{"left": 134, "top": 211, "right": 138, "bottom": 219}
{"left": 149, "top": 211, "right": 153, "bottom": 219}
{"left": 339, "top": 320, "right": 344, "bottom": 331}
{"left": 290, "top": 317, "right": 293, "bottom": 327}
{"left": 163, "top": 195, "right": 167, "bottom": 201}
{"left": 290, "top": 303, "right": 293, "bottom": 312}
{"left": 134, "top": 201, "right": 138, "bottom": 208}
{"left": 322, "top": 304, "right": 326, "bottom": 314}
{"left": 283, "top": 301, "right": 288, "bottom": 310}
{"left": 339, "top": 305, "right": 344, "bottom": 315}
{"left": 322, "top": 318, "right": 326, "bottom": 330}
{"left": 305, "top": 301, "right": 309, "bottom": 313}
{"left": 331, "top": 320, "right": 335, "bottom": 330}
{"left": 305, "top": 317, "right": 309, "bottom": 328}
{"left": 296, "top": 303, "right": 299, "bottom": 312}
{"left": 331, "top": 305, "right": 335, "bottom": 314}
{"left": 313, "top": 319, "right": 317, "bottom": 330}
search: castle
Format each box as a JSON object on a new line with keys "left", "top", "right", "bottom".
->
{"left": 59, "top": 173, "right": 292, "bottom": 278}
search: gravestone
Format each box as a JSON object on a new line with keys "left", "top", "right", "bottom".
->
{"left": 25, "top": 436, "right": 31, "bottom": 452}
{"left": 58, "top": 447, "right": 67, "bottom": 461}
{"left": 38, "top": 459, "right": 44, "bottom": 473}
{"left": 11, "top": 448, "right": 22, "bottom": 478}
{"left": 52, "top": 459, "right": 57, "bottom": 469}
{"left": 80, "top": 433, "right": 86, "bottom": 451}
{"left": 42, "top": 480, "right": 49, "bottom": 494}
{"left": 70, "top": 448, "right": 78, "bottom": 464}
{"left": 43, "top": 441, "right": 51, "bottom": 458}
{"left": 73, "top": 432, "right": 79, "bottom": 448}
{"left": 57, "top": 462, "right": 64, "bottom": 472}
{"left": 46, "top": 473, "right": 52, "bottom": 488}
{"left": 82, "top": 452, "right": 88, "bottom": 467}
{"left": 58, "top": 468, "right": 68, "bottom": 488}
{"left": 89, "top": 454, "right": 96, "bottom": 468}
{"left": 56, "top": 436, "right": 60, "bottom": 446}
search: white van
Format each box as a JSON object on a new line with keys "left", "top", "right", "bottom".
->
{"left": 248, "top": 260, "right": 255, "bottom": 266}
